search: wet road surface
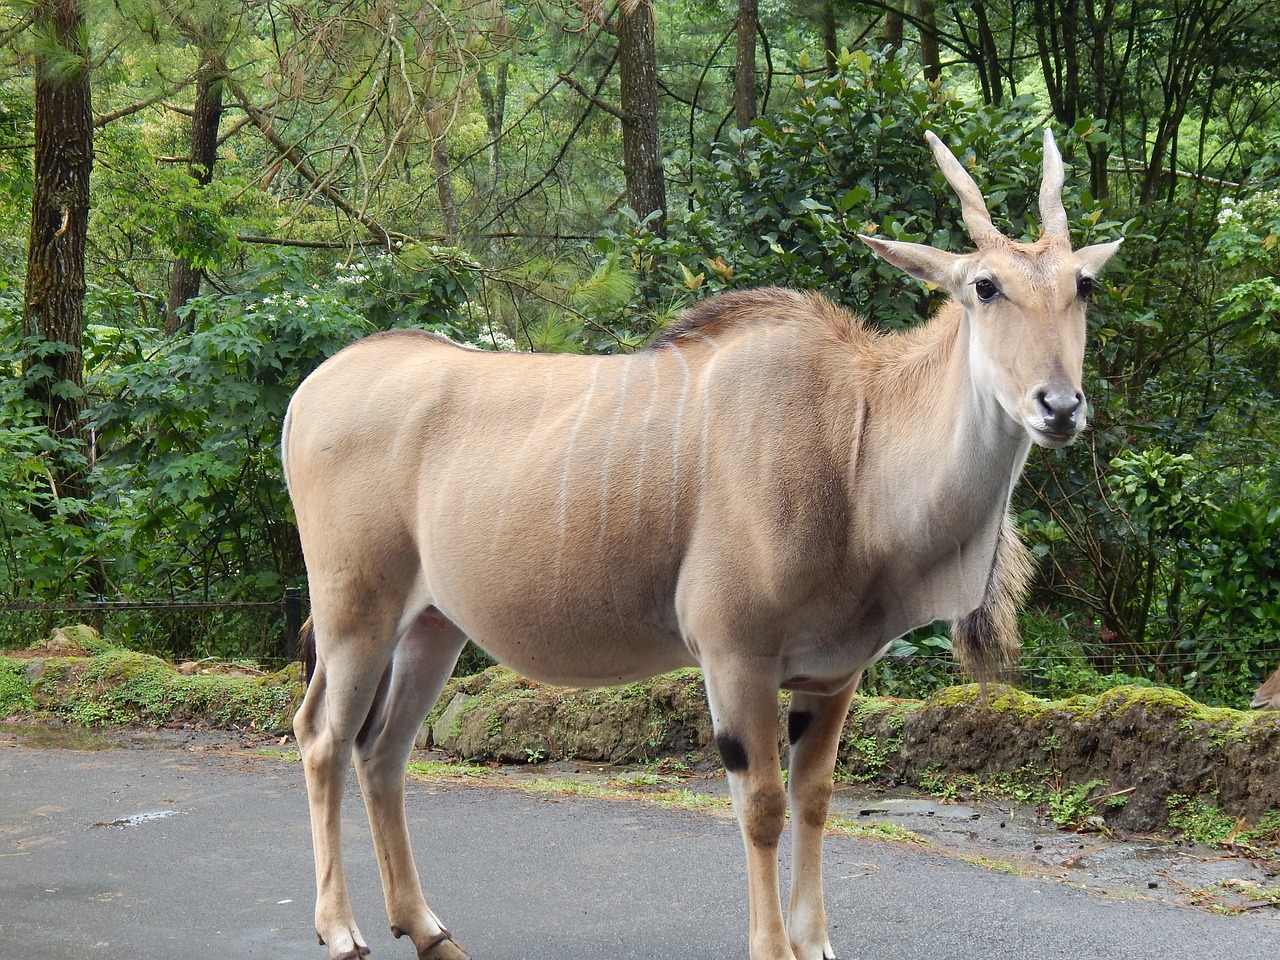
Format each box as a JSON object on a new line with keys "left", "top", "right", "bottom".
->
{"left": 1, "top": 723, "right": 1278, "bottom": 959}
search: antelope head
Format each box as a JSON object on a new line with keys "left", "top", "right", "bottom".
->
{"left": 862, "top": 129, "right": 1122, "bottom": 449}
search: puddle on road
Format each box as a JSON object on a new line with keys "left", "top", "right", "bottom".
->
{"left": 1, "top": 722, "right": 115, "bottom": 752}
{"left": 92, "top": 810, "right": 185, "bottom": 829}
{"left": 826, "top": 782, "right": 1279, "bottom": 914}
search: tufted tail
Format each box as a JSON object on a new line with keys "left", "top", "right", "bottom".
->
{"left": 297, "top": 615, "right": 317, "bottom": 684}
{"left": 951, "top": 515, "right": 1032, "bottom": 694}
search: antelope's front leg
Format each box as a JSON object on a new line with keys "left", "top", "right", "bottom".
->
{"left": 785, "top": 680, "right": 860, "bottom": 960}
{"left": 704, "top": 664, "right": 794, "bottom": 960}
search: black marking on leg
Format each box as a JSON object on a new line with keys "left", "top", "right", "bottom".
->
{"left": 788, "top": 709, "right": 814, "bottom": 745}
{"left": 716, "top": 733, "right": 749, "bottom": 773}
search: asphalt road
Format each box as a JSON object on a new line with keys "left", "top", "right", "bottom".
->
{"left": 2, "top": 725, "right": 1278, "bottom": 960}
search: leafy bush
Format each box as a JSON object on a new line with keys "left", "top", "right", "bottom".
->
{"left": 603, "top": 48, "right": 1117, "bottom": 334}
{"left": 88, "top": 251, "right": 374, "bottom": 607}
{"left": 1, "top": 245, "right": 480, "bottom": 658}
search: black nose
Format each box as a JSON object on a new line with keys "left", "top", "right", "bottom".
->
{"left": 1036, "top": 388, "right": 1083, "bottom": 433}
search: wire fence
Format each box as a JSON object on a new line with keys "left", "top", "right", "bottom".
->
{"left": 863, "top": 634, "right": 1280, "bottom": 709}
{"left": 0, "top": 591, "right": 305, "bottom": 666}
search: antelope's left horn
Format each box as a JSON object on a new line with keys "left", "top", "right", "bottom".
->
{"left": 925, "top": 130, "right": 1005, "bottom": 250}
{"left": 1039, "top": 128, "right": 1069, "bottom": 240}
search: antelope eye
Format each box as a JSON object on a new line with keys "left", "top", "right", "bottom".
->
{"left": 1077, "top": 275, "right": 1097, "bottom": 299}
{"left": 974, "top": 278, "right": 1000, "bottom": 302}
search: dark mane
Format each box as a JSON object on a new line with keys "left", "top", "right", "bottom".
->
{"left": 649, "top": 286, "right": 834, "bottom": 347}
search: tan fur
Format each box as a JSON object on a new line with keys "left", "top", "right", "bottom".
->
{"left": 1252, "top": 664, "right": 1280, "bottom": 710}
{"left": 283, "top": 130, "right": 1119, "bottom": 960}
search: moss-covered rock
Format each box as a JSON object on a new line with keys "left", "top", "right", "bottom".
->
{"left": 425, "top": 666, "right": 723, "bottom": 763}
{"left": 6, "top": 627, "right": 1279, "bottom": 838}
{"left": 1, "top": 631, "right": 305, "bottom": 734}
{"left": 423, "top": 672, "right": 1280, "bottom": 835}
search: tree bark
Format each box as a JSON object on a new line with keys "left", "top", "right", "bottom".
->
{"left": 970, "top": 2, "right": 1004, "bottom": 104}
{"left": 166, "top": 52, "right": 224, "bottom": 335}
{"left": 917, "top": 0, "right": 941, "bottom": 82}
{"left": 821, "top": 1, "right": 838, "bottom": 76}
{"left": 617, "top": 0, "right": 666, "bottom": 232}
{"left": 23, "top": 0, "right": 92, "bottom": 475}
{"left": 734, "top": 0, "right": 758, "bottom": 129}
{"left": 427, "top": 106, "right": 461, "bottom": 244}
{"left": 476, "top": 59, "right": 508, "bottom": 184}
{"left": 879, "top": 8, "right": 904, "bottom": 56}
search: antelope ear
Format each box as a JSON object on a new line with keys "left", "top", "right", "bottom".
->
{"left": 1075, "top": 237, "right": 1123, "bottom": 275}
{"left": 860, "top": 235, "right": 962, "bottom": 287}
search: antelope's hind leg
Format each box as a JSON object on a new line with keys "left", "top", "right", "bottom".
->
{"left": 294, "top": 608, "right": 467, "bottom": 960}
{"left": 784, "top": 679, "right": 860, "bottom": 960}
{"left": 354, "top": 609, "right": 470, "bottom": 960}
{"left": 295, "top": 617, "right": 392, "bottom": 960}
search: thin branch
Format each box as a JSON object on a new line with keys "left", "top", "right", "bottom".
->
{"left": 560, "top": 71, "right": 625, "bottom": 119}
{"left": 94, "top": 76, "right": 194, "bottom": 128}
{"left": 236, "top": 233, "right": 420, "bottom": 249}
{"left": 222, "top": 75, "right": 404, "bottom": 247}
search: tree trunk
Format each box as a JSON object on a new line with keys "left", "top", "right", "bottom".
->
{"left": 970, "top": 2, "right": 1004, "bottom": 104}
{"left": 879, "top": 9, "right": 904, "bottom": 56}
{"left": 427, "top": 105, "right": 461, "bottom": 243}
{"left": 166, "top": 52, "right": 224, "bottom": 336}
{"left": 734, "top": 0, "right": 758, "bottom": 129}
{"left": 23, "top": 0, "right": 92, "bottom": 477}
{"left": 917, "top": 0, "right": 940, "bottom": 83}
{"left": 821, "top": 1, "right": 838, "bottom": 76}
{"left": 617, "top": 0, "right": 666, "bottom": 232}
{"left": 476, "top": 59, "right": 508, "bottom": 184}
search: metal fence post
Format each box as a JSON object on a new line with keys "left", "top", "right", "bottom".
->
{"left": 284, "top": 588, "right": 303, "bottom": 661}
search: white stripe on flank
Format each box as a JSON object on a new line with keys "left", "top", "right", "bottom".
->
{"left": 553, "top": 359, "right": 602, "bottom": 584}
{"left": 433, "top": 388, "right": 481, "bottom": 532}
{"left": 630, "top": 351, "right": 662, "bottom": 529}
{"left": 667, "top": 348, "right": 691, "bottom": 535}
{"left": 692, "top": 333, "right": 721, "bottom": 499}
{"left": 596, "top": 358, "right": 631, "bottom": 537}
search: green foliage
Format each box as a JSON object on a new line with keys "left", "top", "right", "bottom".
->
{"left": 96, "top": 128, "right": 243, "bottom": 273}
{"left": 1107, "top": 448, "right": 1198, "bottom": 528}
{"left": 604, "top": 50, "right": 1111, "bottom": 332}
{"left": 1166, "top": 794, "right": 1244, "bottom": 847}
{"left": 88, "top": 251, "right": 373, "bottom": 606}
{"left": 334, "top": 244, "right": 480, "bottom": 336}
{"left": 861, "top": 628, "right": 959, "bottom": 699}
{"left": 0, "top": 329, "right": 100, "bottom": 598}
{"left": 1046, "top": 779, "right": 1110, "bottom": 831}
{"left": 0, "top": 656, "right": 35, "bottom": 715}
{"left": 1191, "top": 502, "right": 1280, "bottom": 628}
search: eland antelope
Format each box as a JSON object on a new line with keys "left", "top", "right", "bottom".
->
{"left": 1252, "top": 664, "right": 1280, "bottom": 710}
{"left": 283, "top": 129, "right": 1121, "bottom": 960}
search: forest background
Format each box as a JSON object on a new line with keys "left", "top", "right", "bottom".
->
{"left": 1, "top": 0, "right": 1277, "bottom": 708}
